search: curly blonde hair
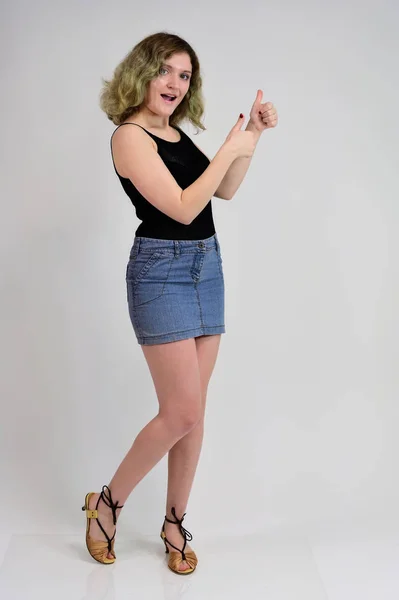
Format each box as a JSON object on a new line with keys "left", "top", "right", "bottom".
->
{"left": 99, "top": 31, "right": 206, "bottom": 133}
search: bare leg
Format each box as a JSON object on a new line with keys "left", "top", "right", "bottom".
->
{"left": 165, "top": 418, "right": 204, "bottom": 521}
{"left": 163, "top": 334, "right": 221, "bottom": 571}
{"left": 87, "top": 338, "right": 203, "bottom": 559}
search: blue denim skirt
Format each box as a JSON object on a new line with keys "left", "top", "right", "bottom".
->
{"left": 125, "top": 233, "right": 225, "bottom": 345}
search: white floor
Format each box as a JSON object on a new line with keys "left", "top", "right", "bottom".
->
{"left": 0, "top": 521, "right": 398, "bottom": 599}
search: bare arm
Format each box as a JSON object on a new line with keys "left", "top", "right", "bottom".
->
{"left": 215, "top": 123, "right": 262, "bottom": 199}
{"left": 180, "top": 144, "right": 236, "bottom": 224}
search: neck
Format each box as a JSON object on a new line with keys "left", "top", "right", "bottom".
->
{"left": 131, "top": 106, "right": 171, "bottom": 131}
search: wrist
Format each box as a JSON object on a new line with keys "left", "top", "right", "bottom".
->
{"left": 245, "top": 121, "right": 262, "bottom": 141}
{"left": 221, "top": 141, "right": 239, "bottom": 162}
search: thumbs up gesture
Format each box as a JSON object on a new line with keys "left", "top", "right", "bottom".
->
{"left": 248, "top": 90, "right": 278, "bottom": 133}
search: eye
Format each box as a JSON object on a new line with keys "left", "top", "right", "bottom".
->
{"left": 160, "top": 67, "right": 190, "bottom": 81}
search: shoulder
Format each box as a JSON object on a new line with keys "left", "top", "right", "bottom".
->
{"left": 111, "top": 123, "right": 158, "bottom": 178}
{"left": 112, "top": 122, "right": 158, "bottom": 151}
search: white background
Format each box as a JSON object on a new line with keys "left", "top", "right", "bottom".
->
{"left": 1, "top": 0, "right": 398, "bottom": 546}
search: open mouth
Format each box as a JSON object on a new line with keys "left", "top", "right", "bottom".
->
{"left": 161, "top": 94, "right": 177, "bottom": 103}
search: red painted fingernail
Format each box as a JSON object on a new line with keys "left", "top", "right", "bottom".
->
{"left": 240, "top": 113, "right": 243, "bottom": 118}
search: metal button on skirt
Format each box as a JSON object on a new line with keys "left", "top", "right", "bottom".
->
{"left": 125, "top": 234, "right": 225, "bottom": 346}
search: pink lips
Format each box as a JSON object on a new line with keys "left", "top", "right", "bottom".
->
{"left": 161, "top": 94, "right": 177, "bottom": 103}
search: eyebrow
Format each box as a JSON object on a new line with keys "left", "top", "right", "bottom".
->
{"left": 163, "top": 63, "right": 192, "bottom": 74}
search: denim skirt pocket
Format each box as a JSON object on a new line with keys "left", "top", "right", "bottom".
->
{"left": 126, "top": 251, "right": 173, "bottom": 307}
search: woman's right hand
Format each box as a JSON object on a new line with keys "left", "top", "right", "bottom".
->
{"left": 223, "top": 114, "right": 257, "bottom": 159}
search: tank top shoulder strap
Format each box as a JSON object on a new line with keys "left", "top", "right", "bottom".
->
{"left": 119, "top": 122, "right": 146, "bottom": 132}
{"left": 110, "top": 123, "right": 151, "bottom": 171}
{"left": 111, "top": 122, "right": 183, "bottom": 141}
{"left": 111, "top": 122, "right": 147, "bottom": 140}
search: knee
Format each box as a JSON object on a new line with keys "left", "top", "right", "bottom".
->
{"left": 181, "top": 410, "right": 203, "bottom": 433}
{"left": 162, "top": 404, "right": 203, "bottom": 436}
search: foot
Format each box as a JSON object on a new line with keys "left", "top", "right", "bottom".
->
{"left": 88, "top": 492, "right": 122, "bottom": 560}
{"left": 163, "top": 520, "right": 194, "bottom": 572}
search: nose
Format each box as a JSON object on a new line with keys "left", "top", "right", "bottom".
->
{"left": 167, "top": 74, "right": 180, "bottom": 91}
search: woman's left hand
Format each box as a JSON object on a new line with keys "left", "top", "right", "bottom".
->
{"left": 248, "top": 90, "right": 278, "bottom": 132}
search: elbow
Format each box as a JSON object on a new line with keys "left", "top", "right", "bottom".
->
{"left": 176, "top": 212, "right": 192, "bottom": 226}
{"left": 221, "top": 190, "right": 233, "bottom": 200}
{"left": 179, "top": 204, "right": 193, "bottom": 225}
{"left": 178, "top": 193, "right": 192, "bottom": 225}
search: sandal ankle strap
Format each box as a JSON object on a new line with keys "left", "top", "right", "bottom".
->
{"left": 97, "top": 485, "right": 124, "bottom": 526}
{"left": 164, "top": 506, "right": 193, "bottom": 544}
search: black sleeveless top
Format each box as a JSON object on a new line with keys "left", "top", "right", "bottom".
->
{"left": 110, "top": 123, "right": 216, "bottom": 240}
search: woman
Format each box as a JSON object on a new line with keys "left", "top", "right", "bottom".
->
{"left": 82, "top": 31, "right": 278, "bottom": 575}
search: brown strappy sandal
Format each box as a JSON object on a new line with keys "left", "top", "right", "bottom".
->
{"left": 160, "top": 507, "right": 198, "bottom": 575}
{"left": 82, "top": 485, "right": 124, "bottom": 564}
